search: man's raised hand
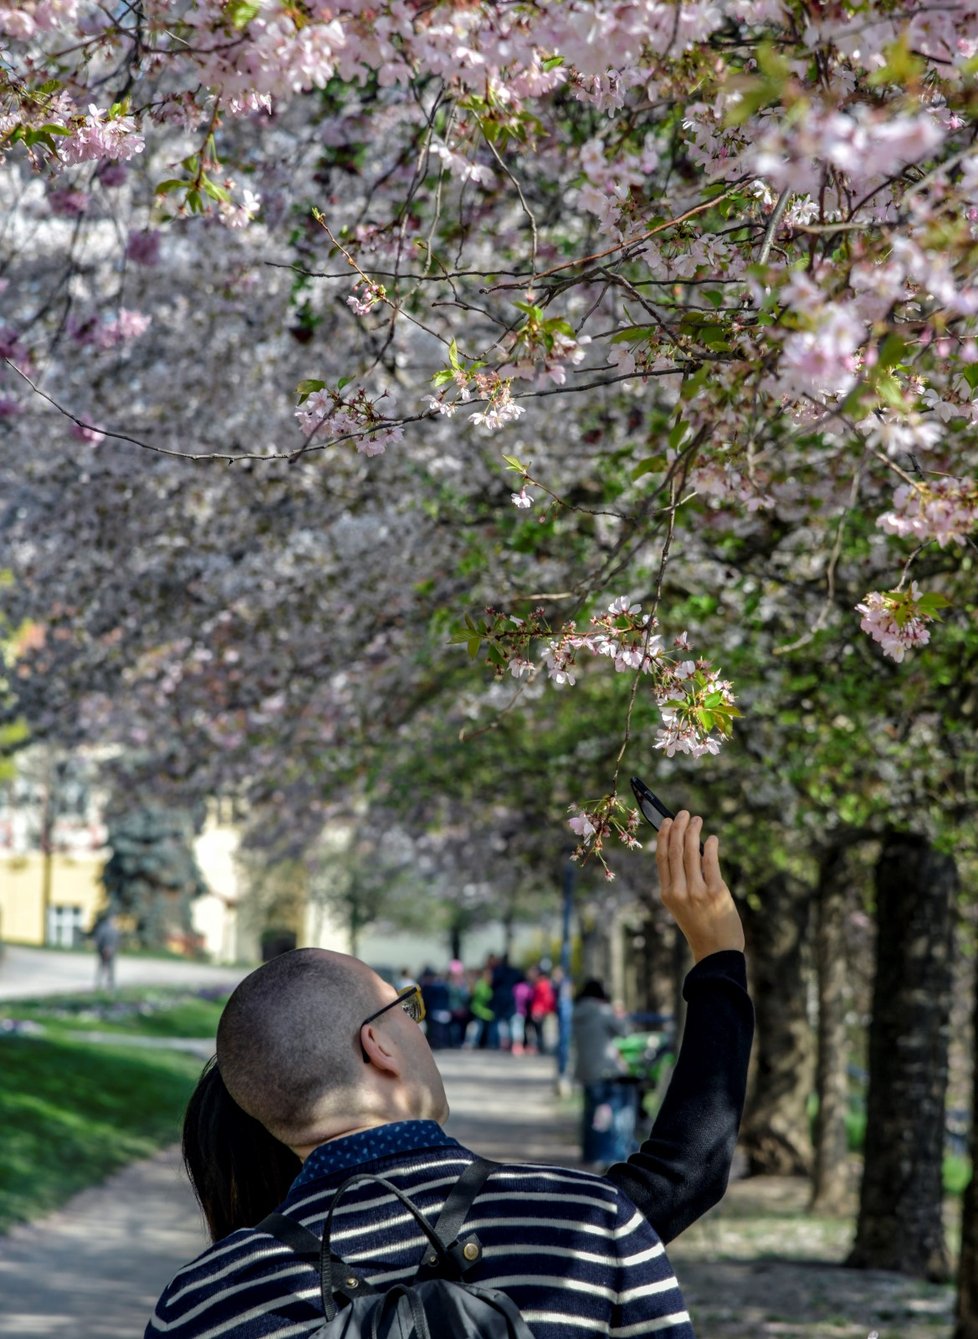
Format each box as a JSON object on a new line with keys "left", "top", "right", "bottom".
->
{"left": 654, "top": 811, "right": 745, "bottom": 964}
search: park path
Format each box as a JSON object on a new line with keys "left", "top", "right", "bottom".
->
{"left": 0, "top": 944, "right": 251, "bottom": 1001}
{"left": 0, "top": 1047, "right": 579, "bottom": 1338}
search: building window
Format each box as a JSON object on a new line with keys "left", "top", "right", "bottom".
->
{"left": 48, "top": 905, "right": 85, "bottom": 948}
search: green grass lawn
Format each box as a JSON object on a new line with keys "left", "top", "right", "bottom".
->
{"left": 0, "top": 990, "right": 226, "bottom": 1233}
{"left": 4, "top": 990, "right": 226, "bottom": 1039}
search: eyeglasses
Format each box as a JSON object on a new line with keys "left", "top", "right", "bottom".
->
{"left": 359, "top": 985, "right": 426, "bottom": 1062}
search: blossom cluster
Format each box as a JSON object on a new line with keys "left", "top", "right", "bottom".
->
{"left": 58, "top": 105, "right": 145, "bottom": 167}
{"left": 294, "top": 384, "right": 403, "bottom": 457}
{"left": 466, "top": 374, "right": 526, "bottom": 432}
{"left": 876, "top": 478, "right": 978, "bottom": 549}
{"left": 467, "top": 598, "right": 740, "bottom": 762}
{"left": 567, "top": 794, "right": 644, "bottom": 880}
{"left": 855, "top": 584, "right": 949, "bottom": 663}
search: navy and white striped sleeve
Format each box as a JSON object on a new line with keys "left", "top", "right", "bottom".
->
{"left": 607, "top": 1194, "right": 695, "bottom": 1338}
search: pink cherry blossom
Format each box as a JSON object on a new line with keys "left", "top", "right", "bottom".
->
{"left": 855, "top": 583, "right": 940, "bottom": 662}
{"left": 59, "top": 105, "right": 144, "bottom": 165}
{"left": 877, "top": 478, "right": 978, "bottom": 548}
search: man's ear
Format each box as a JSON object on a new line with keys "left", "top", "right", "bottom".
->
{"left": 360, "top": 1022, "right": 402, "bottom": 1076}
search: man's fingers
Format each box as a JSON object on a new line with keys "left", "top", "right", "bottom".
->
{"left": 654, "top": 816, "right": 672, "bottom": 880}
{"left": 686, "top": 815, "right": 704, "bottom": 872}
{"left": 668, "top": 810, "right": 692, "bottom": 888}
{"left": 702, "top": 832, "right": 721, "bottom": 879}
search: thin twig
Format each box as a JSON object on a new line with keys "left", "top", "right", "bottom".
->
{"left": 491, "top": 179, "right": 751, "bottom": 291}
{"left": 757, "top": 187, "right": 791, "bottom": 265}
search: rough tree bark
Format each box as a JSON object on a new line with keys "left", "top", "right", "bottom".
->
{"left": 741, "top": 871, "right": 815, "bottom": 1177}
{"left": 811, "top": 842, "right": 856, "bottom": 1214}
{"left": 848, "top": 832, "right": 956, "bottom": 1281}
{"left": 953, "top": 930, "right": 978, "bottom": 1339}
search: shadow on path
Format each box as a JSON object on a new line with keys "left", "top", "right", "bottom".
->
{"left": 0, "top": 1047, "right": 578, "bottom": 1338}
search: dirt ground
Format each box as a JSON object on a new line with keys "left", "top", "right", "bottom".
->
{"left": 669, "top": 1175, "right": 957, "bottom": 1338}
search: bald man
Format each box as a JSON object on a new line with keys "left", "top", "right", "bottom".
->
{"left": 146, "top": 811, "right": 752, "bottom": 1339}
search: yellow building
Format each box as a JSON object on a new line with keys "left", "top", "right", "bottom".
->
{"left": 0, "top": 850, "right": 106, "bottom": 946}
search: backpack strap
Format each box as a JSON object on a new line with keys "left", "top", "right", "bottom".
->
{"left": 420, "top": 1156, "right": 497, "bottom": 1276}
{"left": 256, "top": 1211, "right": 319, "bottom": 1259}
{"left": 255, "top": 1212, "right": 375, "bottom": 1311}
{"left": 317, "top": 1158, "right": 499, "bottom": 1321}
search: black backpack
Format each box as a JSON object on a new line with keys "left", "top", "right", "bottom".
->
{"left": 257, "top": 1156, "right": 535, "bottom": 1338}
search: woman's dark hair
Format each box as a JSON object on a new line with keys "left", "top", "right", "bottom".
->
{"left": 182, "top": 1056, "right": 301, "bottom": 1242}
{"left": 575, "top": 978, "right": 609, "bottom": 1002}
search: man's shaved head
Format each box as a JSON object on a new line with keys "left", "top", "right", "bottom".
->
{"left": 216, "top": 949, "right": 386, "bottom": 1145}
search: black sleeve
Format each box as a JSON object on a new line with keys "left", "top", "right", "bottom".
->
{"left": 605, "top": 949, "right": 753, "bottom": 1243}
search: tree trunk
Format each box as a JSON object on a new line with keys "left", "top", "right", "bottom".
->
{"left": 811, "top": 843, "right": 854, "bottom": 1214}
{"left": 953, "top": 931, "right": 978, "bottom": 1338}
{"left": 634, "top": 900, "right": 677, "bottom": 1017}
{"left": 848, "top": 832, "right": 955, "bottom": 1281}
{"left": 740, "top": 871, "right": 814, "bottom": 1177}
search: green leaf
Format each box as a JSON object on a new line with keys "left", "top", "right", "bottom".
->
{"left": 224, "top": 0, "right": 261, "bottom": 29}
{"left": 295, "top": 379, "right": 326, "bottom": 404}
{"left": 154, "top": 179, "right": 188, "bottom": 195}
{"left": 611, "top": 326, "right": 655, "bottom": 345}
{"left": 876, "top": 332, "right": 909, "bottom": 372}
{"left": 680, "top": 367, "right": 710, "bottom": 401}
{"left": 916, "top": 593, "right": 951, "bottom": 618}
{"left": 724, "top": 44, "right": 794, "bottom": 127}
{"left": 868, "top": 32, "right": 926, "bottom": 88}
{"left": 875, "top": 373, "right": 906, "bottom": 410}
{"left": 201, "top": 178, "right": 232, "bottom": 204}
{"left": 668, "top": 419, "right": 689, "bottom": 450}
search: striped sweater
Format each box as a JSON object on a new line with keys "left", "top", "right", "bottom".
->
{"left": 145, "top": 1132, "right": 696, "bottom": 1338}
{"left": 146, "top": 952, "right": 753, "bottom": 1338}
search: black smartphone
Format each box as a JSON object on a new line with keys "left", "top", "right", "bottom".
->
{"left": 630, "top": 776, "right": 705, "bottom": 855}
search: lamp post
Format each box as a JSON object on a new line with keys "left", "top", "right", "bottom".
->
{"left": 555, "top": 854, "right": 575, "bottom": 1092}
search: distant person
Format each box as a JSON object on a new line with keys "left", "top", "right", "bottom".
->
{"left": 551, "top": 961, "right": 573, "bottom": 1086}
{"left": 418, "top": 966, "right": 452, "bottom": 1049}
{"left": 149, "top": 811, "right": 752, "bottom": 1338}
{"left": 527, "top": 964, "right": 555, "bottom": 1055}
{"left": 445, "top": 958, "right": 470, "bottom": 1047}
{"left": 466, "top": 964, "right": 495, "bottom": 1048}
{"left": 490, "top": 951, "right": 521, "bottom": 1050}
{"left": 91, "top": 911, "right": 120, "bottom": 991}
{"left": 572, "top": 977, "right": 637, "bottom": 1168}
{"left": 511, "top": 972, "right": 532, "bottom": 1053}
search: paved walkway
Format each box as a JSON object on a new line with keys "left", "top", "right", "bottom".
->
{"left": 0, "top": 1048, "right": 579, "bottom": 1338}
{"left": 0, "top": 945, "right": 251, "bottom": 1001}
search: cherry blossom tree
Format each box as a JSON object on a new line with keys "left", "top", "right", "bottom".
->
{"left": 2, "top": 4, "right": 977, "bottom": 862}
